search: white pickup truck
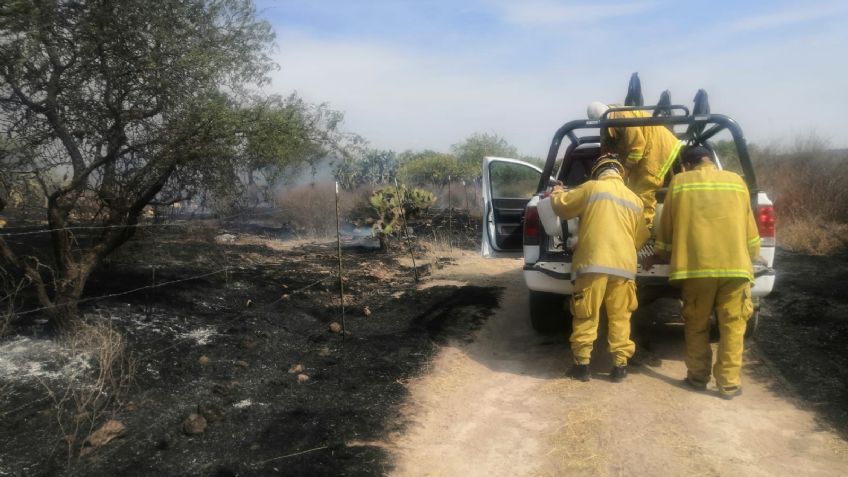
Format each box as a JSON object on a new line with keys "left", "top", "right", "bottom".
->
{"left": 480, "top": 109, "right": 776, "bottom": 336}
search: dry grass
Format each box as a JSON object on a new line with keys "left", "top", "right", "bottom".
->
{"left": 777, "top": 216, "right": 848, "bottom": 256}
{"left": 276, "top": 182, "right": 371, "bottom": 238}
{"left": 419, "top": 229, "right": 456, "bottom": 261}
{"left": 0, "top": 272, "right": 27, "bottom": 337}
{"left": 38, "top": 321, "right": 137, "bottom": 465}
{"left": 752, "top": 135, "right": 848, "bottom": 255}
{"left": 536, "top": 404, "right": 608, "bottom": 476}
{"left": 430, "top": 182, "right": 482, "bottom": 215}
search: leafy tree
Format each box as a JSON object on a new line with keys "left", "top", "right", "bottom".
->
{"left": 397, "top": 150, "right": 462, "bottom": 191}
{"left": 0, "top": 0, "right": 281, "bottom": 327}
{"left": 238, "top": 94, "right": 356, "bottom": 206}
{"left": 452, "top": 132, "right": 519, "bottom": 181}
{"left": 333, "top": 148, "right": 398, "bottom": 190}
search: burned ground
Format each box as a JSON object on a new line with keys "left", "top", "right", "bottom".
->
{"left": 2, "top": 211, "right": 847, "bottom": 475}
{"left": 0, "top": 215, "right": 498, "bottom": 476}
{"left": 756, "top": 249, "right": 848, "bottom": 438}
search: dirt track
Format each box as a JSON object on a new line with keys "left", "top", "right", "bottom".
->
{"left": 389, "top": 256, "right": 848, "bottom": 476}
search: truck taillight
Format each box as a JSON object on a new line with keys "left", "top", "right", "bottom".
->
{"left": 524, "top": 206, "right": 540, "bottom": 246}
{"left": 758, "top": 204, "right": 775, "bottom": 246}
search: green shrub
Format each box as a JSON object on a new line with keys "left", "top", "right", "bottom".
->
{"left": 369, "top": 185, "right": 435, "bottom": 235}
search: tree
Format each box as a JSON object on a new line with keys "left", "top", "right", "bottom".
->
{"left": 451, "top": 132, "right": 519, "bottom": 181}
{"left": 0, "top": 0, "right": 279, "bottom": 327}
{"left": 333, "top": 148, "right": 398, "bottom": 190}
{"left": 397, "top": 150, "right": 462, "bottom": 191}
{"left": 238, "top": 94, "right": 356, "bottom": 207}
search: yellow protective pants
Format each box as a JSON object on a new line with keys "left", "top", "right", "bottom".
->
{"left": 680, "top": 278, "right": 753, "bottom": 390}
{"left": 627, "top": 170, "right": 664, "bottom": 227}
{"left": 570, "top": 273, "right": 637, "bottom": 366}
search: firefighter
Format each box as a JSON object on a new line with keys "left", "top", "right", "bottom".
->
{"left": 548, "top": 154, "right": 650, "bottom": 382}
{"left": 644, "top": 146, "right": 760, "bottom": 399}
{"left": 587, "top": 101, "right": 684, "bottom": 227}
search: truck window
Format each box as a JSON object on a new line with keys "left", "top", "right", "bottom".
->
{"left": 489, "top": 162, "right": 539, "bottom": 199}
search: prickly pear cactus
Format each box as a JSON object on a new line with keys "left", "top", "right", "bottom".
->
{"left": 369, "top": 185, "right": 435, "bottom": 236}
{"left": 405, "top": 188, "right": 436, "bottom": 215}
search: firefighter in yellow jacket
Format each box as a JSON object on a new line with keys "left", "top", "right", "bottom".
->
{"left": 588, "top": 102, "right": 683, "bottom": 227}
{"left": 644, "top": 146, "right": 760, "bottom": 399}
{"left": 549, "top": 155, "right": 650, "bottom": 382}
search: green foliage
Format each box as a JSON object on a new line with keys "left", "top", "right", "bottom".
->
{"left": 452, "top": 133, "right": 520, "bottom": 181}
{"left": 711, "top": 140, "right": 743, "bottom": 174}
{"left": 489, "top": 161, "right": 540, "bottom": 198}
{"left": 369, "top": 185, "right": 435, "bottom": 235}
{"left": 397, "top": 150, "right": 462, "bottom": 188}
{"left": 0, "top": 0, "right": 283, "bottom": 323}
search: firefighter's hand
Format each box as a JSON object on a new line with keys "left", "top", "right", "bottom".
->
{"left": 551, "top": 183, "right": 565, "bottom": 193}
{"left": 753, "top": 256, "right": 768, "bottom": 266}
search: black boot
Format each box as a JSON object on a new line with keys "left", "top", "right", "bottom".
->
{"left": 568, "top": 363, "right": 590, "bottom": 382}
{"left": 610, "top": 365, "right": 627, "bottom": 382}
{"left": 718, "top": 386, "right": 742, "bottom": 400}
{"left": 684, "top": 376, "right": 708, "bottom": 391}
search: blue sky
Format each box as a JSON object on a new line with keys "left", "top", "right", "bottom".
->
{"left": 256, "top": 0, "right": 848, "bottom": 156}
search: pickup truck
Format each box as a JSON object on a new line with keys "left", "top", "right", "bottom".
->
{"left": 480, "top": 107, "right": 776, "bottom": 336}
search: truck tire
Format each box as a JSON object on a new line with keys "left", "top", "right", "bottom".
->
{"left": 529, "top": 291, "right": 571, "bottom": 333}
{"left": 744, "top": 309, "right": 759, "bottom": 339}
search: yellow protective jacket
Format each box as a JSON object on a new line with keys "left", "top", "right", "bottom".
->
{"left": 603, "top": 109, "right": 683, "bottom": 180}
{"left": 655, "top": 163, "right": 760, "bottom": 282}
{"left": 550, "top": 174, "right": 650, "bottom": 280}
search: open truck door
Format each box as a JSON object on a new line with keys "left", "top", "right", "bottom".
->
{"left": 481, "top": 156, "right": 542, "bottom": 258}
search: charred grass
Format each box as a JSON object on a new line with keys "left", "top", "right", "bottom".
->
{"left": 755, "top": 248, "right": 848, "bottom": 438}
{"left": 0, "top": 218, "right": 498, "bottom": 476}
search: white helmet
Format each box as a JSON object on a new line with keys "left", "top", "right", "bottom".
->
{"left": 587, "top": 101, "right": 610, "bottom": 120}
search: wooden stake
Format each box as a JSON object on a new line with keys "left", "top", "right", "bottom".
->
{"left": 447, "top": 175, "right": 453, "bottom": 254}
{"left": 334, "top": 181, "right": 346, "bottom": 340}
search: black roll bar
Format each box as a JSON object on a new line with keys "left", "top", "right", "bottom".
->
{"left": 536, "top": 114, "right": 757, "bottom": 193}
{"left": 601, "top": 104, "right": 691, "bottom": 119}
{"left": 695, "top": 123, "right": 725, "bottom": 143}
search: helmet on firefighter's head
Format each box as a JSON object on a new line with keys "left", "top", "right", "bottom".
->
{"left": 587, "top": 101, "right": 610, "bottom": 120}
{"left": 590, "top": 154, "right": 624, "bottom": 179}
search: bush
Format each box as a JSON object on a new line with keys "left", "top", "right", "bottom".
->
{"left": 751, "top": 135, "right": 848, "bottom": 254}
{"left": 777, "top": 216, "right": 848, "bottom": 256}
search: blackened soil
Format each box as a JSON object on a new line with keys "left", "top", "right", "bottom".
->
{"left": 0, "top": 230, "right": 500, "bottom": 476}
{"left": 756, "top": 248, "right": 848, "bottom": 437}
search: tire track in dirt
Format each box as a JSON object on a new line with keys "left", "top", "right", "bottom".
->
{"left": 388, "top": 256, "right": 848, "bottom": 476}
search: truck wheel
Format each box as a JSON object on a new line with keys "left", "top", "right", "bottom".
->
{"left": 744, "top": 309, "right": 759, "bottom": 339}
{"left": 529, "top": 291, "right": 570, "bottom": 333}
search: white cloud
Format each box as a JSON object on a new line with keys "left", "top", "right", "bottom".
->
{"left": 269, "top": 29, "right": 585, "bottom": 155}
{"left": 724, "top": 2, "right": 848, "bottom": 33}
{"left": 267, "top": 23, "right": 848, "bottom": 158}
{"left": 499, "top": 1, "right": 659, "bottom": 26}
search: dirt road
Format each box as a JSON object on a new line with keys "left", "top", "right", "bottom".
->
{"left": 389, "top": 255, "right": 848, "bottom": 476}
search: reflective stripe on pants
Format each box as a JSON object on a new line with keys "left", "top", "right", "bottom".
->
{"left": 570, "top": 273, "right": 637, "bottom": 366}
{"left": 680, "top": 278, "right": 753, "bottom": 389}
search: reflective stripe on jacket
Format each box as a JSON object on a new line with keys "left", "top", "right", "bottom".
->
{"left": 655, "top": 163, "right": 760, "bottom": 282}
{"left": 550, "top": 175, "right": 650, "bottom": 280}
{"left": 603, "top": 109, "right": 683, "bottom": 180}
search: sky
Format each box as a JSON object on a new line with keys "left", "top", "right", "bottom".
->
{"left": 255, "top": 0, "right": 848, "bottom": 157}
